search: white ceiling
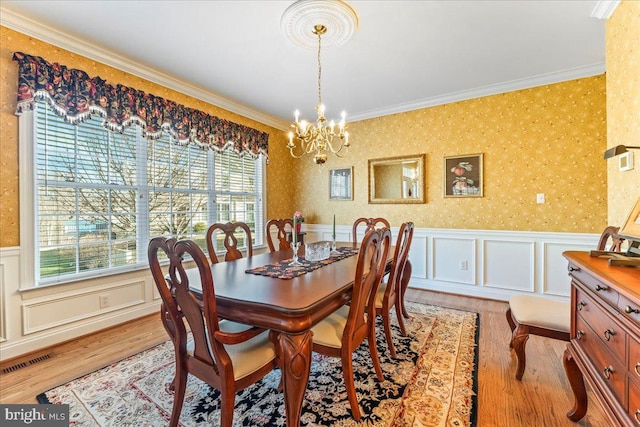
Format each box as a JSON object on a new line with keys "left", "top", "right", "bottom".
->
{"left": 1, "top": 1, "right": 607, "bottom": 130}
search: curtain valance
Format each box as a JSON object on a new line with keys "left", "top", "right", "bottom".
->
{"left": 13, "top": 52, "right": 269, "bottom": 160}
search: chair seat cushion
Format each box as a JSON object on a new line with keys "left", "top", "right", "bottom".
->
{"left": 374, "top": 282, "right": 388, "bottom": 308}
{"left": 509, "top": 295, "right": 570, "bottom": 333}
{"left": 311, "top": 305, "right": 351, "bottom": 348}
{"left": 187, "top": 320, "right": 276, "bottom": 381}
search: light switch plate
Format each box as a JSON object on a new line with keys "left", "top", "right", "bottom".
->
{"left": 619, "top": 152, "right": 634, "bottom": 171}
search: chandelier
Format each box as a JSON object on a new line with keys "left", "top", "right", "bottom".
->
{"left": 287, "top": 24, "right": 349, "bottom": 164}
{"left": 281, "top": 0, "right": 358, "bottom": 165}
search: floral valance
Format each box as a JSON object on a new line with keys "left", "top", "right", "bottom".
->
{"left": 13, "top": 52, "right": 269, "bottom": 160}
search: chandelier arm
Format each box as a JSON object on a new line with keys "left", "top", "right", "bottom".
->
{"left": 327, "top": 139, "right": 349, "bottom": 155}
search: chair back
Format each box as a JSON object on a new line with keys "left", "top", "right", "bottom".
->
{"left": 148, "top": 237, "right": 231, "bottom": 377}
{"left": 344, "top": 227, "right": 392, "bottom": 346}
{"left": 597, "top": 226, "right": 625, "bottom": 251}
{"left": 206, "top": 221, "right": 253, "bottom": 264}
{"left": 384, "top": 222, "right": 415, "bottom": 301}
{"left": 265, "top": 218, "right": 294, "bottom": 253}
{"left": 352, "top": 217, "right": 390, "bottom": 243}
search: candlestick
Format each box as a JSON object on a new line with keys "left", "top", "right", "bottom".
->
{"left": 292, "top": 216, "right": 297, "bottom": 246}
{"left": 332, "top": 214, "right": 336, "bottom": 239}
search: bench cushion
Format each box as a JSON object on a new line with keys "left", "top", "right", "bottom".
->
{"left": 509, "top": 295, "right": 570, "bottom": 333}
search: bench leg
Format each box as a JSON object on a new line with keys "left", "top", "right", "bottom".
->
{"left": 512, "top": 323, "right": 530, "bottom": 381}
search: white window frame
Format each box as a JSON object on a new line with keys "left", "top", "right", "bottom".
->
{"left": 18, "top": 105, "right": 266, "bottom": 290}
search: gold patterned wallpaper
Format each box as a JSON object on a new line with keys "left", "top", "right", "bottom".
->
{"left": 0, "top": 26, "right": 295, "bottom": 247}
{"left": 606, "top": 0, "right": 640, "bottom": 227}
{"left": 0, "top": 20, "right": 620, "bottom": 247}
{"left": 294, "top": 76, "right": 608, "bottom": 233}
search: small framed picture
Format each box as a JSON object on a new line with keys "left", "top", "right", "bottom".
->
{"left": 329, "top": 167, "right": 353, "bottom": 200}
{"left": 619, "top": 152, "right": 634, "bottom": 171}
{"left": 444, "top": 153, "right": 483, "bottom": 198}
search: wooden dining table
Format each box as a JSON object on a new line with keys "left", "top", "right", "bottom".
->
{"left": 188, "top": 241, "right": 394, "bottom": 427}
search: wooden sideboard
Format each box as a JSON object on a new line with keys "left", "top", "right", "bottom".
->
{"left": 563, "top": 251, "right": 640, "bottom": 426}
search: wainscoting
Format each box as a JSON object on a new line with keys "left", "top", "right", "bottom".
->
{"left": 303, "top": 224, "right": 599, "bottom": 301}
{"left": 0, "top": 226, "right": 598, "bottom": 361}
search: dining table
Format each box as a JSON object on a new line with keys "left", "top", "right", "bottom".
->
{"left": 188, "top": 241, "right": 395, "bottom": 427}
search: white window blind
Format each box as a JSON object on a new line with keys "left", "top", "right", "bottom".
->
{"left": 33, "top": 100, "right": 264, "bottom": 285}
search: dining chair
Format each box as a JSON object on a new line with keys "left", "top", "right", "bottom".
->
{"left": 352, "top": 217, "right": 390, "bottom": 243}
{"left": 374, "top": 221, "right": 414, "bottom": 358}
{"left": 148, "top": 236, "right": 277, "bottom": 427}
{"left": 206, "top": 221, "right": 253, "bottom": 264}
{"left": 310, "top": 227, "right": 392, "bottom": 420}
{"left": 265, "top": 218, "right": 294, "bottom": 253}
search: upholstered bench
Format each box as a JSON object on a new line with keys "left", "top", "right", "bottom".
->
{"left": 506, "top": 295, "right": 570, "bottom": 380}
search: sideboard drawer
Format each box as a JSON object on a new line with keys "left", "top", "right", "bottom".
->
{"left": 575, "top": 314, "right": 626, "bottom": 403}
{"left": 576, "top": 288, "right": 626, "bottom": 363}
{"left": 629, "top": 378, "right": 640, "bottom": 424}
{"left": 620, "top": 294, "right": 640, "bottom": 329}
{"left": 570, "top": 265, "right": 620, "bottom": 308}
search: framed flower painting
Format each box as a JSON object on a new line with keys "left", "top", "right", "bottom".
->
{"left": 444, "top": 153, "right": 483, "bottom": 198}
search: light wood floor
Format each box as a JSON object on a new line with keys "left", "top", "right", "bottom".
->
{"left": 0, "top": 289, "right": 608, "bottom": 426}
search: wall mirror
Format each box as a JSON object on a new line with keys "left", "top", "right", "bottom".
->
{"left": 368, "top": 154, "right": 425, "bottom": 204}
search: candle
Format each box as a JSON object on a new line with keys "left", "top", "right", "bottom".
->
{"left": 332, "top": 214, "right": 336, "bottom": 240}
{"left": 292, "top": 216, "right": 297, "bottom": 246}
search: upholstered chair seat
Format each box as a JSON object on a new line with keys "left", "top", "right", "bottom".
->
{"left": 185, "top": 320, "right": 277, "bottom": 381}
{"left": 508, "top": 295, "right": 569, "bottom": 333}
{"left": 311, "top": 306, "right": 352, "bottom": 348}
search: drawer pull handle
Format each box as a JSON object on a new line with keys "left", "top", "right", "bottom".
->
{"left": 635, "top": 363, "right": 640, "bottom": 377}
{"left": 635, "top": 409, "right": 640, "bottom": 423}
{"left": 569, "top": 266, "right": 579, "bottom": 272}
{"left": 626, "top": 305, "right": 640, "bottom": 314}
{"left": 576, "top": 330, "right": 585, "bottom": 340}
{"left": 577, "top": 301, "right": 586, "bottom": 311}
{"left": 603, "top": 328, "right": 615, "bottom": 341}
{"left": 603, "top": 365, "right": 614, "bottom": 379}
{"left": 595, "top": 284, "right": 608, "bottom": 292}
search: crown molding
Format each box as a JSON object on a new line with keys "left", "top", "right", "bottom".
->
{"left": 0, "top": 6, "right": 290, "bottom": 131}
{"left": 590, "top": 0, "right": 620, "bottom": 19}
{"left": 349, "top": 63, "right": 606, "bottom": 122}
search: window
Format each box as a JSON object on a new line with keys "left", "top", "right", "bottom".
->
{"left": 24, "top": 101, "right": 264, "bottom": 286}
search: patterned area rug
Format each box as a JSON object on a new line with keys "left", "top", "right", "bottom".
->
{"left": 38, "top": 303, "right": 479, "bottom": 426}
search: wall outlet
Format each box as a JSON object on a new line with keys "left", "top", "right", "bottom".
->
{"left": 536, "top": 193, "right": 545, "bottom": 204}
{"left": 459, "top": 260, "right": 468, "bottom": 270}
{"left": 99, "top": 294, "right": 110, "bottom": 309}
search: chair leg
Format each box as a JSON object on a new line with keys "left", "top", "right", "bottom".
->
{"left": 368, "top": 326, "right": 385, "bottom": 382}
{"left": 506, "top": 308, "right": 516, "bottom": 348}
{"left": 169, "top": 364, "right": 188, "bottom": 427}
{"left": 220, "top": 388, "right": 236, "bottom": 427}
{"left": 395, "top": 298, "right": 407, "bottom": 336}
{"left": 400, "top": 261, "right": 412, "bottom": 319}
{"left": 341, "top": 353, "right": 362, "bottom": 421}
{"left": 382, "top": 312, "right": 397, "bottom": 358}
{"left": 511, "top": 324, "right": 530, "bottom": 381}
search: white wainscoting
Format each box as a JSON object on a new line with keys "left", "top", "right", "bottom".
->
{"left": 0, "top": 246, "right": 160, "bottom": 361}
{"left": 303, "top": 224, "right": 599, "bottom": 301}
{"left": 1, "top": 226, "right": 598, "bottom": 361}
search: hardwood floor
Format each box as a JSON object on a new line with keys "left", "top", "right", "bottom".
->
{"left": 0, "top": 289, "right": 608, "bottom": 426}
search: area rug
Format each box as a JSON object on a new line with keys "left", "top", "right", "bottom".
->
{"left": 38, "top": 303, "right": 479, "bottom": 426}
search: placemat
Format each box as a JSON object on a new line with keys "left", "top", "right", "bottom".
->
{"left": 245, "top": 246, "right": 359, "bottom": 279}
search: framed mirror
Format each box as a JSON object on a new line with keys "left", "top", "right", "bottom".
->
{"left": 368, "top": 154, "right": 425, "bottom": 204}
